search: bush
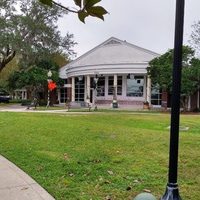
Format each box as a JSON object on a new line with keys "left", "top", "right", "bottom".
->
{"left": 193, "top": 107, "right": 200, "bottom": 112}
{"left": 10, "top": 99, "right": 32, "bottom": 104}
{"left": 10, "top": 99, "right": 49, "bottom": 106}
{"left": 39, "top": 100, "right": 46, "bottom": 106}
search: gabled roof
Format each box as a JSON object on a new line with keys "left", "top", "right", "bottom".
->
{"left": 60, "top": 37, "right": 160, "bottom": 78}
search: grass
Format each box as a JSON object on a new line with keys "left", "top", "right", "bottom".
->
{"left": 0, "top": 112, "right": 199, "bottom": 199}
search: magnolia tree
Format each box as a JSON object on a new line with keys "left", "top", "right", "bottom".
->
{"left": 0, "top": 0, "right": 77, "bottom": 95}
{"left": 0, "top": 0, "right": 108, "bottom": 71}
{"left": 0, "top": 0, "right": 16, "bottom": 72}
{"left": 0, "top": 0, "right": 86, "bottom": 71}
{"left": 0, "top": 0, "right": 108, "bottom": 96}
{"left": 147, "top": 46, "right": 200, "bottom": 111}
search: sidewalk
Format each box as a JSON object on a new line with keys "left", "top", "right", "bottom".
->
{"left": 0, "top": 103, "right": 144, "bottom": 113}
{"left": 0, "top": 155, "right": 55, "bottom": 200}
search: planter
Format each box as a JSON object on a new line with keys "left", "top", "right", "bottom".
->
{"left": 143, "top": 103, "right": 149, "bottom": 109}
{"left": 66, "top": 102, "right": 70, "bottom": 107}
{"left": 112, "top": 102, "right": 118, "bottom": 108}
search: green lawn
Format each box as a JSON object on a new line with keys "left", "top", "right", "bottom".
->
{"left": 0, "top": 112, "right": 199, "bottom": 199}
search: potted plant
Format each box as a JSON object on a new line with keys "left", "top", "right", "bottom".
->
{"left": 66, "top": 97, "right": 71, "bottom": 107}
{"left": 143, "top": 101, "right": 149, "bottom": 109}
{"left": 112, "top": 102, "right": 118, "bottom": 108}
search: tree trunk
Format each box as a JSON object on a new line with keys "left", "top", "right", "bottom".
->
{"left": 0, "top": 50, "right": 16, "bottom": 72}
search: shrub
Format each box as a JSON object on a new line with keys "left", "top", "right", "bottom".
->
{"left": 10, "top": 99, "right": 32, "bottom": 104}
{"left": 193, "top": 107, "right": 200, "bottom": 112}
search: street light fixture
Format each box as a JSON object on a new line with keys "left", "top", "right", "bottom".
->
{"left": 78, "top": 76, "right": 83, "bottom": 81}
{"left": 46, "top": 70, "right": 52, "bottom": 108}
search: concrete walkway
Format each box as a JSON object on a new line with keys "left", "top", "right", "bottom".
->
{"left": 0, "top": 155, "right": 55, "bottom": 200}
{"left": 0, "top": 103, "right": 144, "bottom": 113}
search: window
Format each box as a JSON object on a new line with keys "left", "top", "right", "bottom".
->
{"left": 60, "top": 88, "right": 68, "bottom": 103}
{"left": 126, "top": 75, "right": 144, "bottom": 97}
{"left": 75, "top": 77, "right": 85, "bottom": 102}
{"left": 117, "top": 76, "right": 122, "bottom": 95}
{"left": 108, "top": 76, "right": 114, "bottom": 95}
{"left": 97, "top": 77, "right": 105, "bottom": 96}
{"left": 108, "top": 76, "right": 122, "bottom": 95}
{"left": 151, "top": 84, "right": 162, "bottom": 105}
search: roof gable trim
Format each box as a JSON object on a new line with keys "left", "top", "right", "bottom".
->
{"left": 103, "top": 39, "right": 122, "bottom": 46}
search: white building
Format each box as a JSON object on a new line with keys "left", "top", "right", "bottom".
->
{"left": 59, "top": 37, "right": 160, "bottom": 107}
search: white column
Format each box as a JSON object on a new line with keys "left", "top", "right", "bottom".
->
{"left": 25, "top": 91, "right": 27, "bottom": 99}
{"left": 147, "top": 76, "right": 151, "bottom": 105}
{"left": 57, "top": 89, "right": 60, "bottom": 103}
{"left": 21, "top": 91, "right": 24, "bottom": 99}
{"left": 114, "top": 74, "right": 117, "bottom": 91}
{"left": 188, "top": 96, "right": 191, "bottom": 111}
{"left": 113, "top": 74, "right": 118, "bottom": 102}
{"left": 87, "top": 75, "right": 90, "bottom": 99}
{"left": 72, "top": 77, "right": 75, "bottom": 102}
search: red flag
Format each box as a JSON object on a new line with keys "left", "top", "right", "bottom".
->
{"left": 48, "top": 80, "right": 56, "bottom": 91}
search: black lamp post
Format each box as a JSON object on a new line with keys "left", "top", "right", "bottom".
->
{"left": 94, "top": 70, "right": 99, "bottom": 111}
{"left": 161, "top": 0, "right": 185, "bottom": 199}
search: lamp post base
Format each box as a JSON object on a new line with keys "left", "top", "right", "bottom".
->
{"left": 161, "top": 183, "right": 182, "bottom": 200}
{"left": 46, "top": 100, "right": 50, "bottom": 108}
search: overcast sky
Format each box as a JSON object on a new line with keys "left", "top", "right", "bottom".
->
{"left": 57, "top": 0, "right": 200, "bottom": 58}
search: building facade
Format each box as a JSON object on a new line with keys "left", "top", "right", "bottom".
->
{"left": 58, "top": 37, "right": 161, "bottom": 108}
{"left": 15, "top": 37, "right": 199, "bottom": 110}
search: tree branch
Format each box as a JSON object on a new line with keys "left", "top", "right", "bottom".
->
{"left": 51, "top": 1, "right": 78, "bottom": 13}
{"left": 0, "top": 50, "right": 16, "bottom": 72}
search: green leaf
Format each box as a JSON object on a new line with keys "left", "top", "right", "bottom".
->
{"left": 78, "top": 11, "right": 89, "bottom": 23}
{"left": 74, "top": 0, "right": 82, "bottom": 8}
{"left": 87, "top": 6, "right": 108, "bottom": 20}
{"left": 39, "top": 0, "right": 52, "bottom": 7}
{"left": 83, "top": 0, "right": 89, "bottom": 7}
{"left": 84, "top": 0, "right": 101, "bottom": 8}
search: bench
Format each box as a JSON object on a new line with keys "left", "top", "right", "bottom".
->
{"left": 25, "top": 100, "right": 39, "bottom": 109}
{"left": 67, "top": 102, "right": 91, "bottom": 112}
{"left": 26, "top": 102, "right": 39, "bottom": 109}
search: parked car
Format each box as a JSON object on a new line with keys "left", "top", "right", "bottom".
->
{"left": 0, "top": 94, "right": 11, "bottom": 103}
